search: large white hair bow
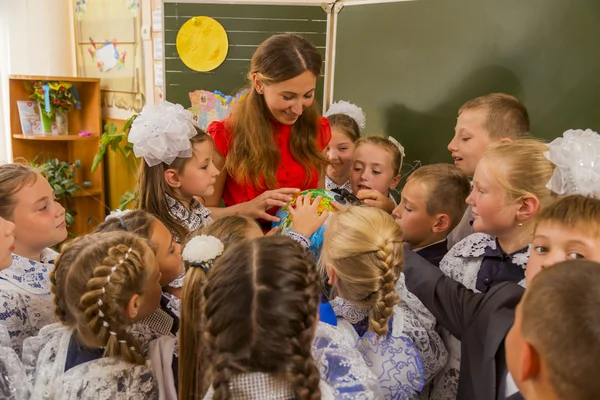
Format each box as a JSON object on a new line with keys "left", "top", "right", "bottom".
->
{"left": 324, "top": 101, "right": 366, "bottom": 130}
{"left": 545, "top": 129, "right": 600, "bottom": 197}
{"left": 128, "top": 101, "right": 198, "bottom": 167}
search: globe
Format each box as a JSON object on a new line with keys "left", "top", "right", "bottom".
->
{"left": 272, "top": 189, "right": 339, "bottom": 257}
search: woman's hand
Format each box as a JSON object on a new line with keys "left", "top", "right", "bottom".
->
{"left": 356, "top": 189, "right": 396, "bottom": 213}
{"left": 238, "top": 188, "right": 301, "bottom": 222}
{"left": 288, "top": 195, "right": 329, "bottom": 238}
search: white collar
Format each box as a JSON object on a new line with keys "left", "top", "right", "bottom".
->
{"left": 0, "top": 248, "right": 57, "bottom": 295}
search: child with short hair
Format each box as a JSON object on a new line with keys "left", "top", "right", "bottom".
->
{"left": 403, "top": 195, "right": 600, "bottom": 400}
{"left": 323, "top": 101, "right": 364, "bottom": 192}
{"left": 0, "top": 163, "right": 67, "bottom": 355}
{"left": 447, "top": 93, "right": 530, "bottom": 247}
{"left": 24, "top": 231, "right": 162, "bottom": 399}
{"left": 507, "top": 260, "right": 600, "bottom": 400}
{"left": 393, "top": 163, "right": 471, "bottom": 266}
{"left": 178, "top": 236, "right": 380, "bottom": 399}
{"left": 320, "top": 206, "right": 447, "bottom": 398}
{"left": 402, "top": 129, "right": 600, "bottom": 400}
{"left": 130, "top": 101, "right": 220, "bottom": 244}
{"left": 351, "top": 135, "right": 404, "bottom": 212}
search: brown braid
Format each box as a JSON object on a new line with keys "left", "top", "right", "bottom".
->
{"left": 192, "top": 236, "right": 321, "bottom": 399}
{"left": 50, "top": 237, "right": 83, "bottom": 325}
{"left": 320, "top": 206, "right": 404, "bottom": 337}
{"left": 63, "top": 231, "right": 155, "bottom": 365}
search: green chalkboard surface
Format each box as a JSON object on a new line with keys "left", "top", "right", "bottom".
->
{"left": 333, "top": 0, "right": 600, "bottom": 168}
{"left": 164, "top": 3, "right": 327, "bottom": 108}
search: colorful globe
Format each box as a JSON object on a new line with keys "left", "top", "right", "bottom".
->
{"left": 272, "top": 189, "right": 339, "bottom": 257}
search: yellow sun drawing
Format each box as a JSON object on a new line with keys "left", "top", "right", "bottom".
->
{"left": 176, "top": 16, "right": 228, "bottom": 72}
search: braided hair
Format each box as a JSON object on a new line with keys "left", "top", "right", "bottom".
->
{"left": 320, "top": 206, "right": 403, "bottom": 337}
{"left": 179, "top": 236, "right": 321, "bottom": 399}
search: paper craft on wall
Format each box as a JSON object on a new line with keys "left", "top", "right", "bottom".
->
{"left": 176, "top": 16, "right": 229, "bottom": 72}
{"left": 73, "top": 0, "right": 145, "bottom": 116}
{"left": 188, "top": 89, "right": 249, "bottom": 130}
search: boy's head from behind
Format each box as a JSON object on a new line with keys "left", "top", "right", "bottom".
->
{"left": 506, "top": 260, "right": 600, "bottom": 400}
{"left": 448, "top": 93, "right": 530, "bottom": 177}
{"left": 394, "top": 164, "right": 471, "bottom": 249}
{"left": 526, "top": 195, "right": 600, "bottom": 286}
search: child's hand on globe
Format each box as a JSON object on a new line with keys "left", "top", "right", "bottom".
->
{"left": 288, "top": 194, "right": 329, "bottom": 238}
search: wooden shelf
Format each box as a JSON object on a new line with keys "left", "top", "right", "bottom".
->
{"left": 13, "top": 134, "right": 98, "bottom": 141}
{"left": 9, "top": 75, "right": 105, "bottom": 237}
{"left": 9, "top": 75, "right": 100, "bottom": 83}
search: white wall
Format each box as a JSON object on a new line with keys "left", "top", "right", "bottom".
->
{"left": 0, "top": 0, "right": 75, "bottom": 161}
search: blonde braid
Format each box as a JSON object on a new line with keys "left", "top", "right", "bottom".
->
{"left": 50, "top": 238, "right": 81, "bottom": 325}
{"left": 368, "top": 237, "right": 402, "bottom": 337}
{"left": 78, "top": 244, "right": 146, "bottom": 364}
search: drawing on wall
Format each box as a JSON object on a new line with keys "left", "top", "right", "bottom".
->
{"left": 176, "top": 16, "right": 229, "bottom": 72}
{"left": 188, "top": 89, "right": 249, "bottom": 130}
{"left": 73, "top": 0, "right": 145, "bottom": 116}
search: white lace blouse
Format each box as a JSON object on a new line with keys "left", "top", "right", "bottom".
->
{"left": 0, "top": 248, "right": 58, "bottom": 357}
{"left": 22, "top": 323, "right": 159, "bottom": 400}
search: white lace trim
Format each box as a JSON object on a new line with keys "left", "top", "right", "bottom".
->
{"left": 0, "top": 248, "right": 57, "bottom": 295}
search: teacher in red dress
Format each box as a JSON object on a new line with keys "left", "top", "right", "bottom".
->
{"left": 205, "top": 34, "right": 331, "bottom": 228}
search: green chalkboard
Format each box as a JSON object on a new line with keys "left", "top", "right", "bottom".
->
{"left": 163, "top": 3, "right": 327, "bottom": 108}
{"left": 333, "top": 0, "right": 600, "bottom": 169}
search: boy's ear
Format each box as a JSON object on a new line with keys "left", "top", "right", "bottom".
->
{"left": 519, "top": 341, "right": 542, "bottom": 383}
{"left": 389, "top": 174, "right": 401, "bottom": 190}
{"left": 432, "top": 214, "right": 451, "bottom": 233}
{"left": 164, "top": 168, "right": 181, "bottom": 189}
{"left": 499, "top": 137, "right": 513, "bottom": 144}
{"left": 517, "top": 194, "right": 540, "bottom": 223}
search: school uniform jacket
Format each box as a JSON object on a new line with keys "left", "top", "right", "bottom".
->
{"left": 403, "top": 248, "right": 525, "bottom": 400}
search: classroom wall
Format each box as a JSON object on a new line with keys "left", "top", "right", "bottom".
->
{"left": 0, "top": 0, "right": 76, "bottom": 161}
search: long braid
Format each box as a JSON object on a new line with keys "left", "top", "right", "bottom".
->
{"left": 198, "top": 236, "right": 321, "bottom": 399}
{"left": 63, "top": 232, "right": 156, "bottom": 365}
{"left": 285, "top": 247, "right": 322, "bottom": 399}
{"left": 50, "top": 238, "right": 82, "bottom": 325}
{"left": 369, "top": 237, "right": 402, "bottom": 337}
{"left": 78, "top": 243, "right": 146, "bottom": 364}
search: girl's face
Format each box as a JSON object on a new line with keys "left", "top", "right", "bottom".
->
{"left": 326, "top": 127, "right": 356, "bottom": 181}
{"left": 149, "top": 220, "right": 184, "bottom": 287}
{"left": 0, "top": 217, "right": 16, "bottom": 270}
{"left": 466, "top": 162, "right": 520, "bottom": 236}
{"left": 135, "top": 242, "right": 163, "bottom": 321}
{"left": 257, "top": 70, "right": 317, "bottom": 125}
{"left": 178, "top": 141, "right": 220, "bottom": 199}
{"left": 351, "top": 143, "right": 400, "bottom": 196}
{"left": 12, "top": 174, "right": 67, "bottom": 256}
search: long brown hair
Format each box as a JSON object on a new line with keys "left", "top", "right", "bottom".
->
{"left": 179, "top": 236, "right": 321, "bottom": 399}
{"left": 55, "top": 231, "right": 153, "bottom": 364}
{"left": 224, "top": 33, "right": 328, "bottom": 189}
{"left": 136, "top": 128, "right": 211, "bottom": 241}
{"left": 320, "top": 206, "right": 403, "bottom": 337}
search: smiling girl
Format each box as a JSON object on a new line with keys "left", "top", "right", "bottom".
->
{"left": 206, "top": 33, "right": 332, "bottom": 231}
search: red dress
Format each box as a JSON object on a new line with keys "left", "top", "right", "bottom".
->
{"left": 208, "top": 117, "right": 331, "bottom": 220}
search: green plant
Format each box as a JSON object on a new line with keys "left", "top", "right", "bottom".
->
{"left": 33, "top": 157, "right": 81, "bottom": 227}
{"left": 26, "top": 81, "right": 79, "bottom": 117}
{"left": 92, "top": 115, "right": 140, "bottom": 210}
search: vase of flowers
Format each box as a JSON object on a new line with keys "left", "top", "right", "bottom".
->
{"left": 26, "top": 81, "right": 79, "bottom": 135}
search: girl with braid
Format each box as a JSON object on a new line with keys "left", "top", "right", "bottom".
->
{"left": 176, "top": 235, "right": 380, "bottom": 399}
{"left": 22, "top": 231, "right": 162, "bottom": 400}
{"left": 319, "top": 206, "right": 448, "bottom": 398}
